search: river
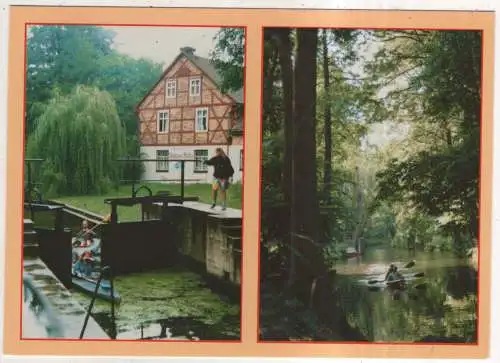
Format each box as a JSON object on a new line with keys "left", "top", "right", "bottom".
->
{"left": 334, "top": 248, "right": 478, "bottom": 343}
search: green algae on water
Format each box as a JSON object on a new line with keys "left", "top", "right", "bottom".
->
{"left": 71, "top": 266, "right": 240, "bottom": 340}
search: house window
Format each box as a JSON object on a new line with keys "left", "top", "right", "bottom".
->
{"left": 190, "top": 78, "right": 201, "bottom": 96}
{"left": 166, "top": 79, "right": 176, "bottom": 98}
{"left": 158, "top": 111, "right": 169, "bottom": 133}
{"left": 195, "top": 108, "right": 208, "bottom": 132}
{"left": 194, "top": 150, "right": 208, "bottom": 173}
{"left": 156, "top": 150, "right": 169, "bottom": 172}
{"left": 240, "top": 149, "right": 244, "bottom": 171}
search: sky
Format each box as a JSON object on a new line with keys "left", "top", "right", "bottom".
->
{"left": 106, "top": 26, "right": 221, "bottom": 68}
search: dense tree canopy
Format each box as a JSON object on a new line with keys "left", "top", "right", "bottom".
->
{"left": 27, "top": 25, "right": 163, "bottom": 135}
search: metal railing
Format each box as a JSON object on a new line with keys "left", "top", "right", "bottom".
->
{"left": 118, "top": 157, "right": 205, "bottom": 201}
{"left": 23, "top": 275, "right": 65, "bottom": 338}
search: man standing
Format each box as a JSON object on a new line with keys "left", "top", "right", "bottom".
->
{"left": 205, "top": 148, "right": 234, "bottom": 211}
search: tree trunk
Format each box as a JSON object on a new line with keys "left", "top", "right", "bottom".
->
{"left": 262, "top": 31, "right": 279, "bottom": 129}
{"left": 269, "top": 29, "right": 296, "bottom": 288}
{"left": 322, "top": 29, "right": 333, "bottom": 204}
{"left": 273, "top": 29, "right": 294, "bottom": 203}
{"left": 289, "top": 28, "right": 323, "bottom": 299}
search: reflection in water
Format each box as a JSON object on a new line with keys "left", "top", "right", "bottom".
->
{"left": 335, "top": 249, "right": 477, "bottom": 343}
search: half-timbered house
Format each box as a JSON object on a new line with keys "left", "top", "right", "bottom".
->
{"left": 136, "top": 46, "right": 244, "bottom": 184}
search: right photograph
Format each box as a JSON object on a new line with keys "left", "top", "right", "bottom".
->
{"left": 259, "top": 28, "right": 481, "bottom": 343}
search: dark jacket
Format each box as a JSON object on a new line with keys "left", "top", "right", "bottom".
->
{"left": 205, "top": 155, "right": 234, "bottom": 179}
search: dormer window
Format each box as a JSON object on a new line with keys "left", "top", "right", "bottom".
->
{"left": 166, "top": 79, "right": 176, "bottom": 98}
{"left": 189, "top": 78, "right": 201, "bottom": 97}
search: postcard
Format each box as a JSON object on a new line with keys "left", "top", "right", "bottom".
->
{"left": 2, "top": 5, "right": 495, "bottom": 360}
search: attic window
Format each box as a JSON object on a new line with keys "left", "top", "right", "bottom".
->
{"left": 190, "top": 78, "right": 201, "bottom": 97}
{"left": 166, "top": 79, "right": 176, "bottom": 98}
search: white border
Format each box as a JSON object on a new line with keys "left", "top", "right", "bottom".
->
{"left": 0, "top": 1, "right": 498, "bottom": 363}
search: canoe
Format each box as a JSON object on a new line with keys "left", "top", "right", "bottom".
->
{"left": 72, "top": 237, "right": 101, "bottom": 255}
{"left": 367, "top": 274, "right": 425, "bottom": 291}
{"left": 386, "top": 279, "right": 406, "bottom": 290}
{"left": 71, "top": 276, "right": 121, "bottom": 304}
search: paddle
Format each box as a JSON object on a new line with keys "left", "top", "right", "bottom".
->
{"left": 367, "top": 261, "right": 418, "bottom": 285}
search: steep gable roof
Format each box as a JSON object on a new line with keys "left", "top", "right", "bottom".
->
{"left": 136, "top": 47, "right": 243, "bottom": 111}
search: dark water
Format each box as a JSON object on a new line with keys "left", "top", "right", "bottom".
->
{"left": 334, "top": 248, "right": 478, "bottom": 343}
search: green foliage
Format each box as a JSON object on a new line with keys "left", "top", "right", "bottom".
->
{"left": 370, "top": 30, "right": 481, "bottom": 246}
{"left": 27, "top": 25, "right": 164, "bottom": 136}
{"left": 27, "top": 85, "right": 126, "bottom": 196}
{"left": 210, "top": 28, "right": 245, "bottom": 93}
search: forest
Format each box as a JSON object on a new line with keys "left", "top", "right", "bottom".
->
{"left": 257, "top": 28, "right": 481, "bottom": 342}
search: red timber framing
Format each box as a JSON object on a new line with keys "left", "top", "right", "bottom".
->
{"left": 136, "top": 51, "right": 240, "bottom": 147}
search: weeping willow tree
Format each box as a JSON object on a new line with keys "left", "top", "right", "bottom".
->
{"left": 27, "top": 85, "right": 126, "bottom": 196}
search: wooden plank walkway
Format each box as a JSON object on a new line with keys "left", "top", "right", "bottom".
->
{"left": 169, "top": 201, "right": 242, "bottom": 219}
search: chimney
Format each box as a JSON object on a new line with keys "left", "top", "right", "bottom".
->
{"left": 180, "top": 46, "right": 196, "bottom": 55}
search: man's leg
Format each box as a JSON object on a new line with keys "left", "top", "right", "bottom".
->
{"left": 220, "top": 179, "right": 227, "bottom": 210}
{"left": 211, "top": 180, "right": 219, "bottom": 209}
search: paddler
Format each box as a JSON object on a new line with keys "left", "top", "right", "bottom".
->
{"left": 384, "top": 264, "right": 404, "bottom": 283}
{"left": 72, "top": 250, "right": 95, "bottom": 278}
{"left": 79, "top": 220, "right": 96, "bottom": 247}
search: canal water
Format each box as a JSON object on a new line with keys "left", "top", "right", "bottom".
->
{"left": 334, "top": 248, "right": 478, "bottom": 343}
{"left": 71, "top": 266, "right": 240, "bottom": 340}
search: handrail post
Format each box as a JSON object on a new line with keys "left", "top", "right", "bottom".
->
{"left": 109, "top": 267, "right": 117, "bottom": 339}
{"left": 180, "top": 160, "right": 185, "bottom": 203}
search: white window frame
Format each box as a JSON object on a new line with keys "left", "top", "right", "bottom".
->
{"left": 189, "top": 78, "right": 201, "bottom": 97}
{"left": 166, "top": 79, "right": 176, "bottom": 98}
{"left": 194, "top": 150, "right": 209, "bottom": 173}
{"left": 156, "top": 150, "right": 169, "bottom": 172}
{"left": 157, "top": 110, "right": 169, "bottom": 133}
{"left": 195, "top": 107, "right": 209, "bottom": 132}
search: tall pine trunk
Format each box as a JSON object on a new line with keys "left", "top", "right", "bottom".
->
{"left": 289, "top": 28, "right": 323, "bottom": 300}
{"left": 274, "top": 29, "right": 294, "bottom": 204}
{"left": 322, "top": 29, "right": 333, "bottom": 204}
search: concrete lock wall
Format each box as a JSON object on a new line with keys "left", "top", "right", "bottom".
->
{"left": 168, "top": 205, "right": 242, "bottom": 287}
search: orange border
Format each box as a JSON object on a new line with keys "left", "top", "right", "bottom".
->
{"left": 4, "top": 7, "right": 494, "bottom": 358}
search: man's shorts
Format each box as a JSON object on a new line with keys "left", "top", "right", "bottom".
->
{"left": 212, "top": 178, "right": 229, "bottom": 191}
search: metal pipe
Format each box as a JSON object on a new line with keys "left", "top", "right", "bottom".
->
{"left": 109, "top": 267, "right": 117, "bottom": 339}
{"left": 180, "top": 161, "right": 185, "bottom": 203}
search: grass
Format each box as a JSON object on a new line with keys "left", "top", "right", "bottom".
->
{"left": 54, "top": 182, "right": 242, "bottom": 221}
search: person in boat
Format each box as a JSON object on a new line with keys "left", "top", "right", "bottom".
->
{"left": 78, "top": 220, "right": 96, "bottom": 247}
{"left": 72, "top": 250, "right": 95, "bottom": 278}
{"left": 204, "top": 148, "right": 235, "bottom": 211}
{"left": 384, "top": 264, "right": 404, "bottom": 283}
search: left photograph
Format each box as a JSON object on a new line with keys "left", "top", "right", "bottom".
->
{"left": 22, "top": 25, "right": 245, "bottom": 341}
